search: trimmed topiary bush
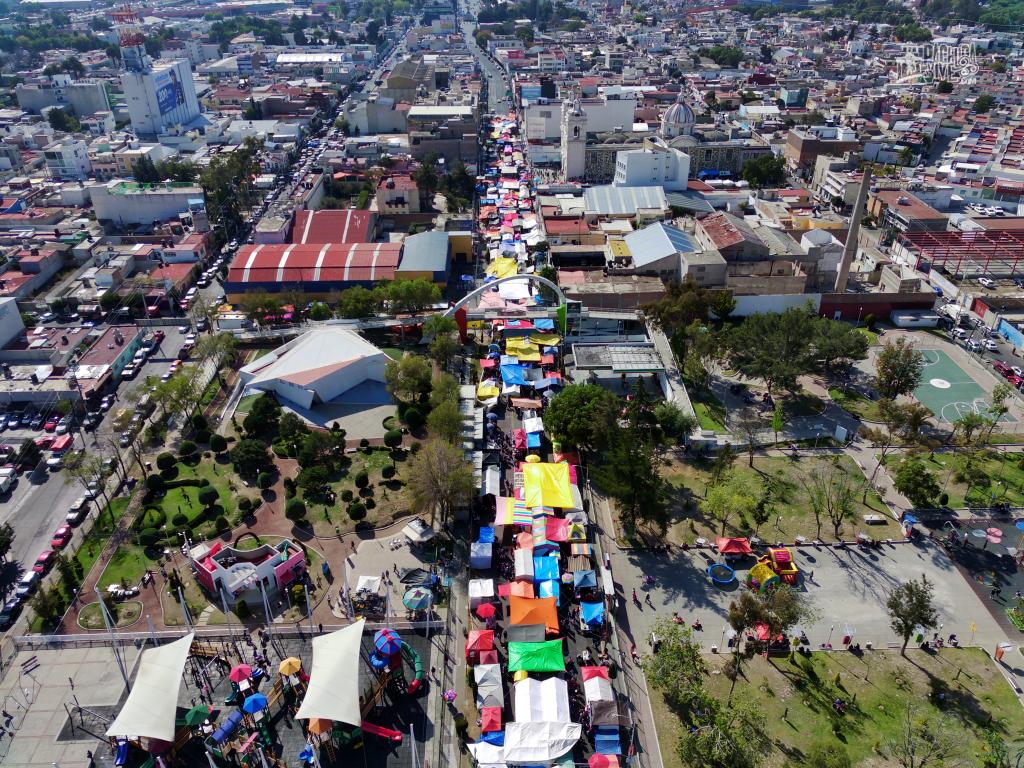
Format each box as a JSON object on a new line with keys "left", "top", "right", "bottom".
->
{"left": 171, "top": 513, "right": 188, "bottom": 527}
{"left": 235, "top": 599, "right": 250, "bottom": 619}
{"left": 145, "top": 474, "right": 165, "bottom": 493}
{"left": 214, "top": 515, "right": 230, "bottom": 533}
{"left": 139, "top": 528, "right": 160, "bottom": 547}
{"left": 238, "top": 497, "right": 252, "bottom": 512}
{"left": 359, "top": 437, "right": 370, "bottom": 449}
{"left": 285, "top": 499, "right": 307, "bottom": 521}
{"left": 191, "top": 414, "right": 208, "bottom": 432}
{"left": 365, "top": 498, "right": 376, "bottom": 510}
{"left": 404, "top": 406, "right": 424, "bottom": 429}
{"left": 347, "top": 500, "right": 366, "bottom": 520}
{"left": 156, "top": 452, "right": 176, "bottom": 472}
{"left": 382, "top": 465, "right": 396, "bottom": 480}
{"left": 341, "top": 489, "right": 353, "bottom": 502}
{"left": 195, "top": 430, "right": 212, "bottom": 445}
{"left": 210, "top": 433, "right": 227, "bottom": 453}
{"left": 257, "top": 472, "right": 273, "bottom": 490}
{"left": 410, "top": 441, "right": 422, "bottom": 454}
{"left": 384, "top": 429, "right": 403, "bottom": 450}
{"left": 198, "top": 485, "right": 219, "bottom": 507}
{"left": 179, "top": 440, "right": 197, "bottom": 459}
{"left": 355, "top": 470, "right": 369, "bottom": 489}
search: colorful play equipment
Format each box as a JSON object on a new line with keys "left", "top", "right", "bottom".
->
{"left": 368, "top": 627, "right": 426, "bottom": 695}
{"left": 749, "top": 547, "right": 800, "bottom": 589}
{"left": 707, "top": 562, "right": 736, "bottom": 586}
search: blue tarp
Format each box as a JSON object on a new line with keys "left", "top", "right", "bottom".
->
{"left": 573, "top": 570, "right": 597, "bottom": 589}
{"left": 581, "top": 601, "right": 605, "bottom": 625}
{"left": 501, "top": 365, "right": 530, "bottom": 386}
{"left": 534, "top": 557, "right": 560, "bottom": 582}
{"left": 500, "top": 355, "right": 519, "bottom": 365}
{"left": 534, "top": 319, "right": 555, "bottom": 330}
{"left": 478, "top": 526, "right": 495, "bottom": 544}
{"left": 526, "top": 433, "right": 542, "bottom": 448}
{"left": 594, "top": 727, "right": 622, "bottom": 755}
{"left": 535, "top": 378, "right": 560, "bottom": 390}
{"left": 538, "top": 578, "right": 560, "bottom": 606}
{"left": 480, "top": 731, "right": 506, "bottom": 746}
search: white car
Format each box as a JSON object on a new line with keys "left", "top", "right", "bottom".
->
{"left": 978, "top": 277, "right": 996, "bottom": 288}
{"left": 965, "top": 339, "right": 982, "bottom": 351}
{"left": 984, "top": 339, "right": 999, "bottom": 351}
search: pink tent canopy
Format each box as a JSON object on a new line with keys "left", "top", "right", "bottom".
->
{"left": 513, "top": 429, "right": 527, "bottom": 449}
{"left": 546, "top": 518, "right": 569, "bottom": 542}
{"left": 481, "top": 706, "right": 503, "bottom": 732}
{"left": 581, "top": 666, "right": 610, "bottom": 681}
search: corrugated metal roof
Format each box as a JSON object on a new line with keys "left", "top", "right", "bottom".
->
{"left": 623, "top": 222, "right": 696, "bottom": 267}
{"left": 398, "top": 231, "right": 450, "bottom": 273}
{"left": 665, "top": 191, "right": 714, "bottom": 213}
{"left": 582, "top": 185, "right": 668, "bottom": 216}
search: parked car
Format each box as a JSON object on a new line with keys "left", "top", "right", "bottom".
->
{"left": 43, "top": 417, "right": 58, "bottom": 432}
{"left": 984, "top": 339, "right": 999, "bottom": 351}
{"left": 978, "top": 277, "right": 996, "bottom": 288}
{"left": 994, "top": 360, "right": 1012, "bottom": 377}
{"left": 14, "top": 572, "right": 39, "bottom": 599}
{"left": 66, "top": 499, "right": 89, "bottom": 526}
{"left": 965, "top": 339, "right": 982, "bottom": 351}
{"left": 31, "top": 550, "right": 55, "bottom": 574}
{"left": 50, "top": 525, "right": 72, "bottom": 549}
{"left": 0, "top": 597, "right": 22, "bottom": 629}
{"left": 100, "top": 395, "right": 115, "bottom": 412}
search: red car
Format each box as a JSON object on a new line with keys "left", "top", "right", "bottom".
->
{"left": 1008, "top": 374, "right": 1024, "bottom": 389}
{"left": 32, "top": 550, "right": 55, "bottom": 574}
{"left": 35, "top": 436, "right": 54, "bottom": 450}
{"left": 43, "top": 418, "right": 58, "bottom": 432}
{"left": 153, "top": 330, "right": 165, "bottom": 343}
{"left": 50, "top": 525, "right": 72, "bottom": 549}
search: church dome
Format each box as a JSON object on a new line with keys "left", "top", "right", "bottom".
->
{"left": 663, "top": 100, "right": 695, "bottom": 128}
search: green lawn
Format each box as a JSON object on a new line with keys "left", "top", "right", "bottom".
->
{"left": 382, "top": 347, "right": 404, "bottom": 360}
{"left": 855, "top": 326, "right": 880, "bottom": 346}
{"left": 905, "top": 449, "right": 1024, "bottom": 508}
{"left": 96, "top": 544, "right": 152, "bottom": 591}
{"left": 235, "top": 394, "right": 259, "bottom": 415}
{"left": 154, "top": 460, "right": 239, "bottom": 534}
{"left": 651, "top": 649, "right": 1024, "bottom": 768}
{"left": 311, "top": 447, "right": 408, "bottom": 535}
{"left": 662, "top": 454, "right": 894, "bottom": 543}
{"left": 829, "top": 387, "right": 884, "bottom": 422}
{"left": 78, "top": 600, "right": 142, "bottom": 630}
{"left": 690, "top": 387, "right": 727, "bottom": 432}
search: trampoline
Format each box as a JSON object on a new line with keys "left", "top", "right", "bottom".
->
{"left": 707, "top": 563, "right": 736, "bottom": 586}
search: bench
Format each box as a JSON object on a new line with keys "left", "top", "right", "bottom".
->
{"left": 863, "top": 514, "right": 887, "bottom": 525}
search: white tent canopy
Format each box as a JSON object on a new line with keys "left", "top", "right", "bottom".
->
{"left": 295, "top": 619, "right": 364, "bottom": 726}
{"left": 106, "top": 632, "right": 195, "bottom": 742}
{"left": 584, "top": 676, "right": 614, "bottom": 703}
{"left": 514, "top": 549, "right": 534, "bottom": 581}
{"left": 470, "top": 722, "right": 582, "bottom": 764}
{"left": 514, "top": 677, "right": 570, "bottom": 722}
{"left": 469, "top": 578, "right": 495, "bottom": 608}
{"left": 475, "top": 663, "right": 505, "bottom": 708}
{"left": 470, "top": 542, "right": 493, "bottom": 570}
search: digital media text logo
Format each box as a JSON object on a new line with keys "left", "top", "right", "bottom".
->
{"left": 901, "top": 43, "right": 979, "bottom": 85}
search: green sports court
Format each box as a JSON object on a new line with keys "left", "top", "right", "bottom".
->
{"left": 913, "top": 348, "right": 1013, "bottom": 424}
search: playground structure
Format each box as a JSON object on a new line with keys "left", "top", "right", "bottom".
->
{"left": 748, "top": 547, "right": 800, "bottom": 590}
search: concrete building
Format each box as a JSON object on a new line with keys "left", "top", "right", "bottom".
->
{"left": 561, "top": 100, "right": 587, "bottom": 181}
{"left": 376, "top": 175, "right": 422, "bottom": 215}
{"left": 395, "top": 230, "right": 450, "bottom": 283}
{"left": 43, "top": 139, "right": 91, "bottom": 181}
{"left": 525, "top": 93, "right": 637, "bottom": 141}
{"left": 784, "top": 126, "right": 860, "bottom": 169}
{"left": 89, "top": 180, "right": 204, "bottom": 227}
{"left": 121, "top": 58, "right": 202, "bottom": 137}
{"left": 694, "top": 212, "right": 770, "bottom": 261}
{"left": 239, "top": 327, "right": 390, "bottom": 410}
{"left": 15, "top": 75, "right": 111, "bottom": 118}
{"left": 613, "top": 138, "right": 690, "bottom": 192}
{"left": 622, "top": 221, "right": 699, "bottom": 280}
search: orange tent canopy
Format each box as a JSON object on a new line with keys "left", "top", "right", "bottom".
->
{"left": 509, "top": 581, "right": 535, "bottom": 599}
{"left": 509, "top": 595, "right": 559, "bottom": 634}
{"left": 716, "top": 537, "right": 753, "bottom": 556}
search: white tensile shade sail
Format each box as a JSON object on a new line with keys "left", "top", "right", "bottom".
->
{"left": 295, "top": 619, "right": 365, "bottom": 726}
{"left": 514, "top": 677, "right": 570, "bottom": 722}
{"left": 106, "top": 633, "right": 195, "bottom": 742}
{"left": 469, "top": 722, "right": 582, "bottom": 764}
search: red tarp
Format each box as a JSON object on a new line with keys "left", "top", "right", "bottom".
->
{"left": 513, "top": 429, "right": 527, "bottom": 450}
{"left": 716, "top": 537, "right": 753, "bottom": 556}
{"left": 553, "top": 451, "right": 581, "bottom": 466}
{"left": 753, "top": 623, "right": 770, "bottom": 641}
{"left": 546, "top": 518, "right": 569, "bottom": 542}
{"left": 466, "top": 630, "right": 495, "bottom": 659}
{"left": 590, "top": 756, "right": 619, "bottom": 768}
{"left": 498, "top": 583, "right": 511, "bottom": 598}
{"left": 481, "top": 706, "right": 503, "bottom": 732}
{"left": 581, "top": 666, "right": 610, "bottom": 681}
{"left": 480, "top": 358, "right": 497, "bottom": 369}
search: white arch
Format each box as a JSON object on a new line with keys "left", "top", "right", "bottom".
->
{"left": 443, "top": 274, "right": 566, "bottom": 317}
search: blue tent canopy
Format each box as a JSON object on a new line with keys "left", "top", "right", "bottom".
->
{"left": 581, "top": 601, "right": 605, "bottom": 625}
{"left": 573, "top": 570, "right": 597, "bottom": 589}
{"left": 538, "top": 578, "right": 560, "bottom": 606}
{"left": 526, "top": 433, "right": 542, "bottom": 448}
{"left": 534, "top": 557, "right": 560, "bottom": 582}
{"left": 501, "top": 365, "right": 530, "bottom": 386}
{"left": 478, "top": 526, "right": 495, "bottom": 544}
{"left": 594, "top": 727, "right": 622, "bottom": 755}
{"left": 480, "top": 731, "right": 505, "bottom": 746}
{"left": 534, "top": 319, "right": 555, "bottom": 330}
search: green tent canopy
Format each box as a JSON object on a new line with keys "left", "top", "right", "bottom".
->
{"left": 507, "top": 639, "right": 565, "bottom": 672}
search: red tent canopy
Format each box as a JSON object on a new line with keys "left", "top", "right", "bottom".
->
{"left": 716, "top": 537, "right": 753, "bottom": 556}
{"left": 481, "top": 706, "right": 503, "bottom": 732}
{"left": 478, "top": 649, "right": 499, "bottom": 665}
{"left": 590, "top": 756, "right": 619, "bottom": 768}
{"left": 581, "top": 665, "right": 610, "bottom": 681}
{"left": 466, "top": 630, "right": 495, "bottom": 659}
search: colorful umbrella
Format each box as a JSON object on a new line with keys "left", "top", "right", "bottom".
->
{"left": 476, "top": 602, "right": 497, "bottom": 619}
{"left": 987, "top": 527, "right": 1003, "bottom": 536}
{"left": 443, "top": 688, "right": 457, "bottom": 702}
{"left": 184, "top": 704, "right": 212, "bottom": 726}
{"left": 374, "top": 628, "right": 402, "bottom": 657}
{"left": 242, "top": 693, "right": 268, "bottom": 714}
{"left": 279, "top": 657, "right": 302, "bottom": 676}
{"left": 403, "top": 587, "right": 433, "bottom": 611}
{"left": 308, "top": 718, "right": 332, "bottom": 735}
{"left": 229, "top": 664, "right": 253, "bottom": 683}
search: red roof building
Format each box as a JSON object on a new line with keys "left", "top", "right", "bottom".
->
{"left": 226, "top": 243, "right": 402, "bottom": 293}
{"left": 290, "top": 209, "right": 377, "bottom": 245}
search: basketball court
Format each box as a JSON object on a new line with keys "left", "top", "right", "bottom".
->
{"left": 913, "top": 348, "right": 1011, "bottom": 424}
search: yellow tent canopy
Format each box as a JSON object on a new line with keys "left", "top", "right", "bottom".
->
{"left": 478, "top": 382, "right": 501, "bottom": 399}
{"left": 523, "top": 462, "right": 574, "bottom": 508}
{"left": 530, "top": 334, "right": 561, "bottom": 347}
{"left": 486, "top": 258, "right": 518, "bottom": 279}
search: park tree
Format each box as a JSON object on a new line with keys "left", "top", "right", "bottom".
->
{"left": 741, "top": 153, "right": 787, "bottom": 189}
{"left": 771, "top": 401, "right": 785, "bottom": 445}
{"left": 677, "top": 697, "right": 772, "bottom": 768}
{"left": 893, "top": 458, "right": 941, "bottom": 508}
{"left": 194, "top": 333, "right": 237, "bottom": 383}
{"left": 337, "top": 285, "right": 379, "bottom": 318}
{"left": 641, "top": 619, "right": 707, "bottom": 711}
{"left": 243, "top": 394, "right": 281, "bottom": 437}
{"left": 974, "top": 93, "right": 994, "bottom": 113}
{"left": 425, "top": 314, "right": 460, "bottom": 372}
{"left": 709, "top": 290, "right": 736, "bottom": 321}
{"left": 725, "top": 305, "right": 817, "bottom": 393}
{"left": 297, "top": 465, "right": 331, "bottom": 498}
{"left": 427, "top": 398, "right": 462, "bottom": 444}
{"left": 885, "top": 705, "right": 966, "bottom": 768}
{"left": 0, "top": 522, "right": 13, "bottom": 562}
{"left": 984, "top": 382, "right": 1014, "bottom": 441}
{"left": 874, "top": 337, "right": 925, "bottom": 400}
{"left": 800, "top": 457, "right": 863, "bottom": 538}
{"left": 544, "top": 383, "right": 620, "bottom": 452}
{"left": 887, "top": 576, "right": 938, "bottom": 653}
{"left": 430, "top": 372, "right": 460, "bottom": 409}
{"left": 643, "top": 279, "right": 712, "bottom": 339}
{"left": 405, "top": 439, "right": 475, "bottom": 527}
{"left": 653, "top": 402, "right": 698, "bottom": 446}
{"left": 704, "top": 474, "right": 759, "bottom": 535}
{"left": 592, "top": 419, "right": 671, "bottom": 533}
{"left": 384, "top": 355, "right": 432, "bottom": 404}
{"left": 952, "top": 411, "right": 986, "bottom": 447}
{"left": 278, "top": 412, "right": 309, "bottom": 444}
{"left": 806, "top": 742, "right": 852, "bottom": 768}
{"left": 297, "top": 429, "right": 345, "bottom": 471}
{"left": 231, "top": 439, "right": 272, "bottom": 478}
{"left": 814, "top": 316, "right": 870, "bottom": 370}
